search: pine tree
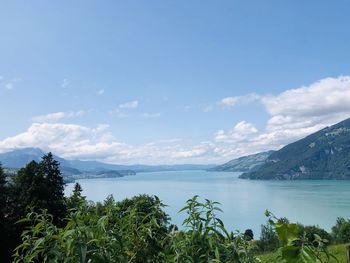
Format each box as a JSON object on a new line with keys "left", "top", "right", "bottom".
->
{"left": 0, "top": 163, "right": 6, "bottom": 213}
{"left": 67, "top": 182, "right": 86, "bottom": 210}
{"left": 0, "top": 164, "right": 10, "bottom": 263}
{"left": 0, "top": 163, "right": 7, "bottom": 234}
{"left": 40, "top": 153, "right": 66, "bottom": 224}
{"left": 12, "top": 160, "right": 45, "bottom": 215}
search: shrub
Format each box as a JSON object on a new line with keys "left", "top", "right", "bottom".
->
{"left": 298, "top": 224, "right": 332, "bottom": 245}
{"left": 331, "top": 217, "right": 350, "bottom": 244}
{"left": 265, "top": 210, "right": 335, "bottom": 263}
{"left": 256, "top": 223, "right": 279, "bottom": 252}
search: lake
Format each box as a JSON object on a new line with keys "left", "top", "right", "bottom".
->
{"left": 65, "top": 170, "right": 350, "bottom": 237}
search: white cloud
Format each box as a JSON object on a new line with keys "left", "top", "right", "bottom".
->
{"left": 202, "top": 105, "right": 214, "bottom": 112}
{"left": 0, "top": 123, "right": 121, "bottom": 159}
{"left": 0, "top": 76, "right": 20, "bottom": 90}
{"left": 214, "top": 121, "right": 258, "bottom": 143}
{"left": 262, "top": 76, "right": 350, "bottom": 117}
{"left": 97, "top": 89, "right": 105, "bottom": 95}
{"left": 214, "top": 76, "right": 350, "bottom": 160}
{"left": 259, "top": 76, "right": 350, "bottom": 146}
{"left": 220, "top": 93, "right": 260, "bottom": 107}
{"left": 119, "top": 100, "right": 138, "bottom": 109}
{"left": 141, "top": 112, "right": 162, "bottom": 118}
{"left": 109, "top": 100, "right": 139, "bottom": 118}
{"left": 5, "top": 83, "right": 13, "bottom": 90}
{"left": 2, "top": 76, "right": 350, "bottom": 165}
{"left": 61, "top": 78, "right": 70, "bottom": 89}
{"left": 109, "top": 109, "right": 128, "bottom": 118}
{"left": 32, "top": 111, "right": 85, "bottom": 123}
{"left": 0, "top": 122, "right": 217, "bottom": 164}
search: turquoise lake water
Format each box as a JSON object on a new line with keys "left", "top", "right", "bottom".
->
{"left": 65, "top": 170, "right": 350, "bottom": 236}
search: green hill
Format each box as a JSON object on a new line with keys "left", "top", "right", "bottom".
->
{"left": 240, "top": 118, "right": 350, "bottom": 180}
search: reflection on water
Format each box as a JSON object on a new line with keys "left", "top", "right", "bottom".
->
{"left": 65, "top": 170, "right": 350, "bottom": 236}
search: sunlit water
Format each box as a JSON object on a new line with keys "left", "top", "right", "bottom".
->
{"left": 65, "top": 170, "right": 350, "bottom": 236}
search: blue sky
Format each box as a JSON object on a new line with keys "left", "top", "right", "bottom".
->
{"left": 1, "top": 1, "right": 350, "bottom": 164}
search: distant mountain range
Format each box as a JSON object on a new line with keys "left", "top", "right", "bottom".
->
{"left": 7, "top": 118, "right": 350, "bottom": 182}
{"left": 208, "top": 151, "right": 274, "bottom": 173}
{"left": 240, "top": 118, "right": 350, "bottom": 180}
{"left": 0, "top": 148, "right": 215, "bottom": 182}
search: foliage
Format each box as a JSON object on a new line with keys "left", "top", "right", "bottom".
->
{"left": 297, "top": 224, "right": 333, "bottom": 245}
{"left": 1, "top": 155, "right": 347, "bottom": 263}
{"left": 166, "top": 195, "right": 258, "bottom": 262}
{"left": 244, "top": 229, "right": 254, "bottom": 241}
{"left": 66, "top": 182, "right": 86, "bottom": 210}
{"left": 0, "top": 153, "right": 67, "bottom": 262}
{"left": 40, "top": 153, "right": 66, "bottom": 224}
{"left": 331, "top": 217, "right": 350, "bottom": 244}
{"left": 265, "top": 210, "right": 337, "bottom": 263}
{"left": 13, "top": 195, "right": 260, "bottom": 263}
{"left": 11, "top": 153, "right": 66, "bottom": 223}
{"left": 259, "top": 243, "right": 350, "bottom": 263}
{"left": 255, "top": 223, "right": 279, "bottom": 253}
{"left": 0, "top": 163, "right": 10, "bottom": 260}
{"left": 14, "top": 194, "right": 170, "bottom": 263}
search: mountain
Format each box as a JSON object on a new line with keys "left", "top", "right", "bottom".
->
{"left": 0, "top": 148, "right": 214, "bottom": 181}
{"left": 0, "top": 148, "right": 134, "bottom": 182}
{"left": 240, "top": 118, "right": 350, "bottom": 180}
{"left": 0, "top": 148, "right": 46, "bottom": 168}
{"left": 121, "top": 164, "right": 216, "bottom": 173}
{"left": 208, "top": 151, "right": 274, "bottom": 172}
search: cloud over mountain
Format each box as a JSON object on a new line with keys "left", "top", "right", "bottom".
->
{"left": 1, "top": 76, "right": 350, "bottom": 164}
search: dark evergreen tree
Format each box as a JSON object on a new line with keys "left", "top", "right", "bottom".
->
{"left": 4, "top": 161, "right": 47, "bottom": 262}
{"left": 0, "top": 163, "right": 9, "bottom": 261}
{"left": 2, "top": 153, "right": 68, "bottom": 262}
{"left": 40, "top": 153, "right": 67, "bottom": 224}
{"left": 66, "top": 182, "right": 86, "bottom": 210}
{"left": 12, "top": 160, "right": 45, "bottom": 217}
{"left": 0, "top": 163, "right": 6, "bottom": 214}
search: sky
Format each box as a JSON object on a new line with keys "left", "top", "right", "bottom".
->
{"left": 1, "top": 0, "right": 350, "bottom": 164}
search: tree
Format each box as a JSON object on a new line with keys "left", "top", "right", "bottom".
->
{"left": 66, "top": 182, "right": 86, "bottom": 210}
{"left": 0, "top": 163, "right": 6, "bottom": 215}
{"left": 332, "top": 217, "right": 350, "bottom": 243}
{"left": 256, "top": 223, "right": 279, "bottom": 252}
{"left": 12, "top": 160, "right": 45, "bottom": 217}
{"left": 40, "top": 153, "right": 66, "bottom": 224}
{"left": 10, "top": 153, "right": 66, "bottom": 220}
{"left": 3, "top": 153, "right": 67, "bottom": 262}
{"left": 0, "top": 163, "right": 9, "bottom": 261}
{"left": 244, "top": 229, "right": 254, "bottom": 241}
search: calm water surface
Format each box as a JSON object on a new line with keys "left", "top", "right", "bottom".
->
{"left": 65, "top": 170, "right": 350, "bottom": 236}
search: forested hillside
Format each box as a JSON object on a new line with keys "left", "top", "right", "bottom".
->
{"left": 241, "top": 118, "right": 350, "bottom": 180}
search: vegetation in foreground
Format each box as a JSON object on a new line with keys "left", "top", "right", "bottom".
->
{"left": 1, "top": 154, "right": 350, "bottom": 262}
{"left": 259, "top": 243, "right": 350, "bottom": 263}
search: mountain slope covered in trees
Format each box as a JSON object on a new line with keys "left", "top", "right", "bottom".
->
{"left": 240, "top": 118, "right": 350, "bottom": 180}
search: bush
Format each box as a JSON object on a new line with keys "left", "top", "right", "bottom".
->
{"left": 331, "top": 217, "right": 350, "bottom": 244}
{"left": 298, "top": 224, "right": 332, "bottom": 245}
{"left": 14, "top": 194, "right": 170, "bottom": 263}
{"left": 265, "top": 210, "right": 334, "bottom": 263}
{"left": 14, "top": 195, "right": 260, "bottom": 263}
{"left": 256, "top": 223, "right": 279, "bottom": 252}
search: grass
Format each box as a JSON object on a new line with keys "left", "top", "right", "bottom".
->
{"left": 258, "top": 243, "right": 350, "bottom": 262}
